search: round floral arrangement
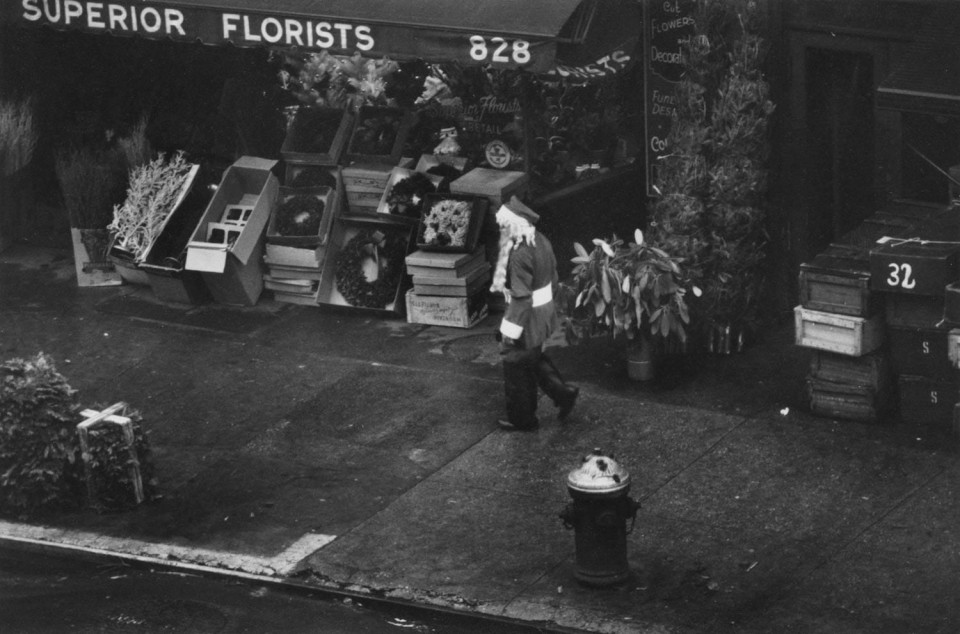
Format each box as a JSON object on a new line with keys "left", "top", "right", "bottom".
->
{"left": 421, "top": 198, "right": 472, "bottom": 247}
{"left": 385, "top": 172, "right": 437, "bottom": 218}
{"left": 274, "top": 194, "right": 325, "bottom": 237}
{"left": 335, "top": 228, "right": 408, "bottom": 308}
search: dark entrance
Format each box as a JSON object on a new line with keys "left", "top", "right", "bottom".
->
{"left": 804, "top": 48, "right": 875, "bottom": 253}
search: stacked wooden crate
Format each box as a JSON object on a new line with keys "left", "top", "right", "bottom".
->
{"left": 404, "top": 248, "right": 490, "bottom": 328}
{"left": 797, "top": 200, "right": 960, "bottom": 436}
{"left": 795, "top": 205, "right": 929, "bottom": 422}
{"left": 870, "top": 234, "right": 960, "bottom": 434}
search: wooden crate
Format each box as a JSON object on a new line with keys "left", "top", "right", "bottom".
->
{"left": 887, "top": 325, "right": 958, "bottom": 380}
{"left": 898, "top": 374, "right": 957, "bottom": 427}
{"left": 943, "top": 281, "right": 960, "bottom": 324}
{"left": 809, "top": 349, "right": 891, "bottom": 391}
{"left": 869, "top": 240, "right": 960, "bottom": 296}
{"left": 794, "top": 305, "right": 884, "bottom": 356}
{"left": 798, "top": 248, "right": 878, "bottom": 317}
{"left": 884, "top": 293, "right": 945, "bottom": 329}
{"left": 805, "top": 377, "right": 888, "bottom": 423}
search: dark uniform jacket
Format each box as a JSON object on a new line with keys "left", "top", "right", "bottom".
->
{"left": 498, "top": 231, "right": 560, "bottom": 349}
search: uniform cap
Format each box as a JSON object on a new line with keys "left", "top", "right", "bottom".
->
{"left": 496, "top": 195, "right": 539, "bottom": 226}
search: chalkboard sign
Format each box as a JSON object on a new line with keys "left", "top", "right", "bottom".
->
{"left": 643, "top": 0, "right": 696, "bottom": 197}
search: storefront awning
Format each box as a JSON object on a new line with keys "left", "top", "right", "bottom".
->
{"left": 877, "top": 42, "right": 960, "bottom": 116}
{"left": 6, "top": 0, "right": 639, "bottom": 78}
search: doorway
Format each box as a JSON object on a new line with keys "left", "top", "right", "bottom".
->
{"left": 804, "top": 48, "right": 876, "bottom": 253}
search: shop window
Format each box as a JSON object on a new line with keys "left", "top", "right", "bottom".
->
{"left": 901, "top": 112, "right": 960, "bottom": 204}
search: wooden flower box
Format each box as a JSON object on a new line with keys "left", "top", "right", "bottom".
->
{"left": 794, "top": 305, "right": 883, "bottom": 357}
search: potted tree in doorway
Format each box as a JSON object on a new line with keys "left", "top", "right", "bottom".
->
{"left": 561, "top": 230, "right": 697, "bottom": 381}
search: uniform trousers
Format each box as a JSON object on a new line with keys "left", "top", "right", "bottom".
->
{"left": 500, "top": 342, "right": 570, "bottom": 428}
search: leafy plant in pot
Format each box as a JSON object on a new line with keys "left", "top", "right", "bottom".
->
{"left": 561, "top": 229, "right": 698, "bottom": 381}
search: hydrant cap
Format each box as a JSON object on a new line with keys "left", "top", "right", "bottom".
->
{"left": 567, "top": 449, "right": 631, "bottom": 494}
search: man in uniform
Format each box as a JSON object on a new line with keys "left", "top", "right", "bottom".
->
{"left": 490, "top": 196, "right": 579, "bottom": 431}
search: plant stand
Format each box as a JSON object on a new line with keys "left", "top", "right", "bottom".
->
{"left": 77, "top": 402, "right": 144, "bottom": 509}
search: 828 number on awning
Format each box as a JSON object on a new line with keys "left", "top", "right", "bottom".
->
{"left": 469, "top": 36, "right": 531, "bottom": 65}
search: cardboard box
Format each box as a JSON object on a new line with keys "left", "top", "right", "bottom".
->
{"left": 404, "top": 248, "right": 486, "bottom": 278}
{"left": 794, "top": 305, "right": 883, "bottom": 356}
{"left": 405, "top": 289, "right": 489, "bottom": 328}
{"left": 449, "top": 168, "right": 530, "bottom": 208}
{"left": 266, "top": 186, "right": 337, "bottom": 247}
{"left": 869, "top": 240, "right": 960, "bottom": 296}
{"left": 184, "top": 157, "right": 278, "bottom": 306}
{"left": 413, "top": 270, "right": 491, "bottom": 297}
{"left": 281, "top": 107, "right": 353, "bottom": 166}
{"left": 264, "top": 243, "right": 324, "bottom": 270}
{"left": 316, "top": 217, "right": 415, "bottom": 315}
{"left": 342, "top": 163, "right": 393, "bottom": 213}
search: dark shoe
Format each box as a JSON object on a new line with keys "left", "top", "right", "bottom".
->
{"left": 498, "top": 418, "right": 539, "bottom": 432}
{"left": 557, "top": 386, "right": 579, "bottom": 420}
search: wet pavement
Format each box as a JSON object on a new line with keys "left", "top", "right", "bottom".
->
{"left": 1, "top": 244, "right": 959, "bottom": 633}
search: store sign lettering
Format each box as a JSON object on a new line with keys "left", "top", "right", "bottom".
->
{"left": 221, "top": 15, "right": 373, "bottom": 50}
{"left": 21, "top": 0, "right": 186, "bottom": 35}
{"left": 468, "top": 35, "right": 531, "bottom": 65}
{"left": 554, "top": 50, "right": 632, "bottom": 81}
{"left": 19, "top": 1, "right": 376, "bottom": 52}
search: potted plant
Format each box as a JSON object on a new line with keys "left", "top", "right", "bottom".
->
{"left": 561, "top": 229, "right": 697, "bottom": 381}
{"left": 54, "top": 145, "right": 128, "bottom": 286}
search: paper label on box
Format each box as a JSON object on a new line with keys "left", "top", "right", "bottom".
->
{"left": 185, "top": 244, "right": 228, "bottom": 273}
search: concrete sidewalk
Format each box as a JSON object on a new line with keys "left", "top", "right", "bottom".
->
{"left": 1, "top": 244, "right": 958, "bottom": 634}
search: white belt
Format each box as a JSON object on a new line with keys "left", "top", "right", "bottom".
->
{"left": 532, "top": 284, "right": 552, "bottom": 307}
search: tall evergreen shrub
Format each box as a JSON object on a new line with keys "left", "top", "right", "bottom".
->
{"left": 648, "top": 0, "right": 775, "bottom": 351}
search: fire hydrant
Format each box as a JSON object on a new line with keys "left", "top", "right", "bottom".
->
{"left": 560, "top": 449, "right": 640, "bottom": 586}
